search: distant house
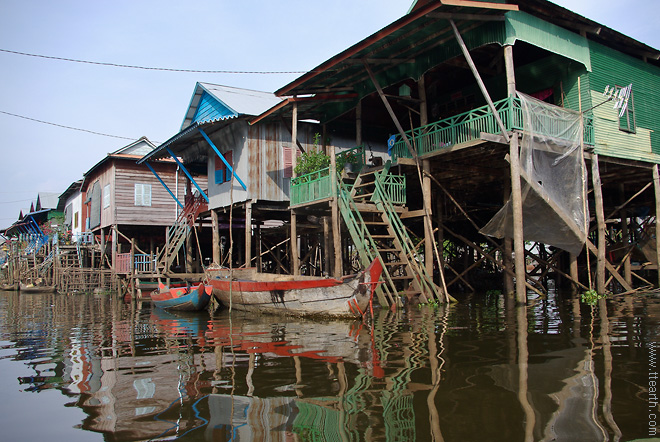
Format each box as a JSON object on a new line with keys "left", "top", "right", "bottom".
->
{"left": 80, "top": 137, "right": 186, "bottom": 265}
{"left": 58, "top": 180, "right": 85, "bottom": 242}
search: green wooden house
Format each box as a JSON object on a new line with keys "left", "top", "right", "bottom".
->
{"left": 253, "top": 0, "right": 660, "bottom": 303}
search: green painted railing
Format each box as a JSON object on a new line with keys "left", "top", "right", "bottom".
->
{"left": 374, "top": 173, "right": 406, "bottom": 205}
{"left": 390, "top": 96, "right": 594, "bottom": 162}
{"left": 290, "top": 167, "right": 332, "bottom": 206}
{"left": 290, "top": 145, "right": 371, "bottom": 206}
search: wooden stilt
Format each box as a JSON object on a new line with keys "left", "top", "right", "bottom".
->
{"left": 245, "top": 201, "right": 252, "bottom": 268}
{"left": 653, "top": 164, "right": 660, "bottom": 288}
{"left": 323, "top": 217, "right": 332, "bottom": 276}
{"left": 569, "top": 253, "right": 579, "bottom": 293}
{"left": 503, "top": 171, "right": 514, "bottom": 295}
{"left": 509, "top": 134, "right": 527, "bottom": 303}
{"left": 436, "top": 197, "right": 444, "bottom": 287}
{"left": 291, "top": 102, "right": 300, "bottom": 276}
{"left": 591, "top": 155, "right": 606, "bottom": 294}
{"left": 330, "top": 148, "right": 342, "bottom": 277}
{"left": 211, "top": 209, "right": 220, "bottom": 265}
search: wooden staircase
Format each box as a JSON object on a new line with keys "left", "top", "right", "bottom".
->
{"left": 338, "top": 161, "right": 443, "bottom": 307}
{"left": 155, "top": 194, "right": 207, "bottom": 274}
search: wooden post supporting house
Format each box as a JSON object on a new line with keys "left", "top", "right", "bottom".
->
{"left": 291, "top": 102, "right": 300, "bottom": 276}
{"left": 509, "top": 134, "right": 526, "bottom": 303}
{"left": 654, "top": 164, "right": 660, "bottom": 288}
{"left": 330, "top": 136, "right": 342, "bottom": 277}
{"left": 245, "top": 201, "right": 252, "bottom": 268}
{"left": 419, "top": 75, "right": 434, "bottom": 277}
{"left": 503, "top": 44, "right": 516, "bottom": 296}
{"left": 591, "top": 155, "right": 607, "bottom": 294}
{"left": 211, "top": 209, "right": 220, "bottom": 265}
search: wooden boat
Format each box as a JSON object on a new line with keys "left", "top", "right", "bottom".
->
{"left": 151, "top": 282, "right": 213, "bottom": 311}
{"left": 0, "top": 282, "right": 19, "bottom": 291}
{"left": 208, "top": 258, "right": 383, "bottom": 318}
{"left": 19, "top": 283, "right": 56, "bottom": 293}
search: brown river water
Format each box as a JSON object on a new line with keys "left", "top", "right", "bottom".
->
{"left": 0, "top": 289, "right": 657, "bottom": 441}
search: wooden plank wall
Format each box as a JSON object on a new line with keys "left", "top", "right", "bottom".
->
{"left": 114, "top": 160, "right": 188, "bottom": 226}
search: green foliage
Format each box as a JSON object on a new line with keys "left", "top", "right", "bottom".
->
{"left": 293, "top": 132, "right": 360, "bottom": 178}
{"left": 294, "top": 149, "right": 331, "bottom": 178}
{"left": 581, "top": 289, "right": 607, "bottom": 305}
{"left": 417, "top": 298, "right": 439, "bottom": 309}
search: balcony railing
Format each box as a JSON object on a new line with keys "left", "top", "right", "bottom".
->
{"left": 390, "top": 96, "right": 594, "bottom": 162}
{"left": 115, "top": 253, "right": 156, "bottom": 274}
{"left": 290, "top": 167, "right": 332, "bottom": 206}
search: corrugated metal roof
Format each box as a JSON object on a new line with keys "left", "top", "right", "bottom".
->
{"left": 140, "top": 83, "right": 283, "bottom": 164}
{"left": 36, "top": 192, "right": 60, "bottom": 210}
{"left": 181, "top": 82, "right": 283, "bottom": 130}
{"left": 275, "top": 0, "right": 659, "bottom": 101}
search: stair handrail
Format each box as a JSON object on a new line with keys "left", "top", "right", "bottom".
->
{"left": 371, "top": 168, "right": 442, "bottom": 301}
{"left": 338, "top": 180, "right": 399, "bottom": 307}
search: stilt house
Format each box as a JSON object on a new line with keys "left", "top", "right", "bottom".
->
{"left": 139, "top": 82, "right": 365, "bottom": 274}
{"left": 249, "top": 0, "right": 660, "bottom": 305}
{"left": 81, "top": 136, "right": 186, "bottom": 274}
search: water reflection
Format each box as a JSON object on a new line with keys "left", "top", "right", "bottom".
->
{"left": 0, "top": 290, "right": 657, "bottom": 441}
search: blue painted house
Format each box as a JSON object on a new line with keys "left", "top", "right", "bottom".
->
{"left": 139, "top": 82, "right": 323, "bottom": 269}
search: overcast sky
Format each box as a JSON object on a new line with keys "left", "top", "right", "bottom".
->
{"left": 1, "top": 0, "right": 658, "bottom": 230}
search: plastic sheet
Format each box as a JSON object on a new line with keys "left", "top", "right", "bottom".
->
{"left": 480, "top": 92, "right": 588, "bottom": 255}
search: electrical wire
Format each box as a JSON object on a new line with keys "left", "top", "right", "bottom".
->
{"left": 0, "top": 48, "right": 313, "bottom": 74}
{"left": 0, "top": 110, "right": 141, "bottom": 141}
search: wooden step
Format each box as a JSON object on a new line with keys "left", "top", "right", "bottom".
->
{"left": 385, "top": 261, "right": 405, "bottom": 267}
{"left": 390, "top": 275, "right": 414, "bottom": 281}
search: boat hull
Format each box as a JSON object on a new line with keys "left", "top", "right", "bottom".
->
{"left": 209, "top": 259, "right": 382, "bottom": 318}
{"left": 19, "top": 284, "right": 56, "bottom": 293}
{"left": 151, "top": 283, "right": 212, "bottom": 311}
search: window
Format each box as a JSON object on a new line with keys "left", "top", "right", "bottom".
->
{"left": 74, "top": 212, "right": 79, "bottom": 229}
{"left": 103, "top": 184, "right": 111, "bottom": 208}
{"left": 283, "top": 145, "right": 302, "bottom": 178}
{"left": 134, "top": 183, "right": 152, "bottom": 206}
{"left": 215, "top": 150, "right": 233, "bottom": 184}
{"left": 618, "top": 88, "right": 635, "bottom": 133}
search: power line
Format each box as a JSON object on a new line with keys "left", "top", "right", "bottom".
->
{"left": 0, "top": 48, "right": 313, "bottom": 74}
{"left": 0, "top": 198, "right": 35, "bottom": 205}
{"left": 0, "top": 110, "right": 138, "bottom": 141}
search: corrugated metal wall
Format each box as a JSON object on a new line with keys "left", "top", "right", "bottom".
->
{"left": 206, "top": 120, "right": 318, "bottom": 209}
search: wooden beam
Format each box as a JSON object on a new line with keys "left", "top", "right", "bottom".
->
{"left": 245, "top": 201, "right": 252, "bottom": 268}
{"left": 440, "top": 0, "right": 519, "bottom": 10}
{"left": 291, "top": 102, "right": 300, "bottom": 276}
{"left": 509, "top": 134, "right": 527, "bottom": 303}
{"left": 427, "top": 11, "right": 506, "bottom": 21}
{"left": 591, "top": 155, "right": 607, "bottom": 294}
{"left": 211, "top": 209, "right": 220, "bottom": 265}
{"left": 654, "top": 164, "right": 660, "bottom": 288}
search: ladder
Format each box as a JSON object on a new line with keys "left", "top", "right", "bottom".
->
{"left": 155, "top": 194, "right": 207, "bottom": 274}
{"left": 338, "top": 161, "right": 443, "bottom": 307}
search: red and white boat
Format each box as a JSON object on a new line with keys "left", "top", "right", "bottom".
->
{"left": 207, "top": 258, "right": 383, "bottom": 318}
